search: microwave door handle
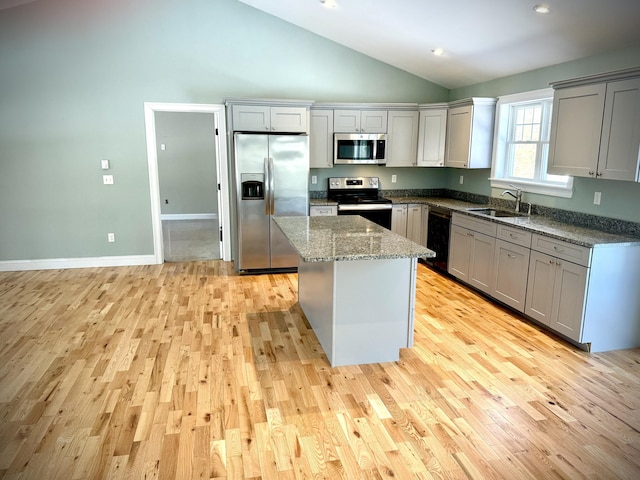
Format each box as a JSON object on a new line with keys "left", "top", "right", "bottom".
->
{"left": 264, "top": 157, "right": 270, "bottom": 216}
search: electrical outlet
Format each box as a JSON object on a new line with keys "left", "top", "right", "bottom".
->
{"left": 107, "top": 233, "right": 115, "bottom": 243}
{"left": 459, "top": 175, "right": 464, "bottom": 185}
{"left": 594, "top": 191, "right": 601, "bottom": 205}
{"left": 165, "top": 199, "right": 169, "bottom": 204}
{"left": 103, "top": 175, "right": 114, "bottom": 185}
{"left": 311, "top": 175, "right": 317, "bottom": 185}
{"left": 160, "top": 144, "right": 166, "bottom": 151}
{"left": 101, "top": 159, "right": 110, "bottom": 170}
{"left": 391, "top": 174, "right": 397, "bottom": 183}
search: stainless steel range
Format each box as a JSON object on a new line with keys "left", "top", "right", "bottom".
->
{"left": 327, "top": 177, "right": 392, "bottom": 229}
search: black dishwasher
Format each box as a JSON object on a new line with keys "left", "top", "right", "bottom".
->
{"left": 426, "top": 206, "right": 451, "bottom": 273}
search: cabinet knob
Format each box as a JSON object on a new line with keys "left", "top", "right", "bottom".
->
{"left": 596, "top": 171, "right": 602, "bottom": 177}
{"left": 588, "top": 170, "right": 595, "bottom": 176}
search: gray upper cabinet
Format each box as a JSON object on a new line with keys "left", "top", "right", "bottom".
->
{"left": 445, "top": 98, "right": 496, "bottom": 169}
{"left": 310, "top": 109, "right": 334, "bottom": 168}
{"left": 548, "top": 68, "right": 640, "bottom": 181}
{"left": 547, "top": 84, "right": 607, "bottom": 178}
{"left": 334, "top": 109, "right": 388, "bottom": 133}
{"left": 417, "top": 106, "right": 447, "bottom": 167}
{"left": 226, "top": 99, "right": 312, "bottom": 133}
{"left": 386, "top": 110, "right": 419, "bottom": 167}
{"left": 598, "top": 78, "right": 640, "bottom": 181}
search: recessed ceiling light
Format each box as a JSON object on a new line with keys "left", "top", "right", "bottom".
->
{"left": 431, "top": 48, "right": 445, "bottom": 57}
{"left": 321, "top": 0, "right": 337, "bottom": 8}
{"left": 533, "top": 4, "right": 551, "bottom": 14}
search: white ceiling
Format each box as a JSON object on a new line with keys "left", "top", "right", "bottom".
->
{"left": 238, "top": 0, "right": 640, "bottom": 89}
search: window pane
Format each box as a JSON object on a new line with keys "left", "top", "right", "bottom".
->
{"left": 515, "top": 125, "right": 523, "bottom": 141}
{"left": 512, "top": 144, "right": 537, "bottom": 179}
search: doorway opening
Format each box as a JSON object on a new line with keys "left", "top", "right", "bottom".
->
{"left": 144, "top": 103, "right": 231, "bottom": 264}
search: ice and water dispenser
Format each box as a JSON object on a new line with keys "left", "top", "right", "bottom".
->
{"left": 241, "top": 173, "right": 264, "bottom": 200}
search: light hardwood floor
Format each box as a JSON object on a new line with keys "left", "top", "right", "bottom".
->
{"left": 0, "top": 261, "right": 639, "bottom": 479}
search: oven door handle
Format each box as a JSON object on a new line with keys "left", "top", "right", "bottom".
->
{"left": 338, "top": 204, "right": 392, "bottom": 211}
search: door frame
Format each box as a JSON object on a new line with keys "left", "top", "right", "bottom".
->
{"left": 143, "top": 102, "right": 231, "bottom": 263}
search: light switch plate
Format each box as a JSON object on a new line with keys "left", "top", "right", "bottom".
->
{"left": 391, "top": 174, "right": 397, "bottom": 183}
{"left": 311, "top": 175, "right": 317, "bottom": 185}
{"left": 101, "top": 159, "right": 110, "bottom": 170}
{"left": 594, "top": 191, "right": 601, "bottom": 205}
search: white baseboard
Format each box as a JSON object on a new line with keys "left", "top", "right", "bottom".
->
{"left": 0, "top": 255, "right": 160, "bottom": 272}
{"left": 161, "top": 213, "right": 218, "bottom": 221}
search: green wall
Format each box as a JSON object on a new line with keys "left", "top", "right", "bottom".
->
{"left": 447, "top": 45, "right": 640, "bottom": 222}
{"left": 0, "top": 0, "right": 448, "bottom": 262}
{"left": 156, "top": 112, "right": 218, "bottom": 216}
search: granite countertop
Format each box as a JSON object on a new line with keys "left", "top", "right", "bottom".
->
{"left": 386, "top": 196, "right": 640, "bottom": 248}
{"left": 273, "top": 216, "right": 435, "bottom": 262}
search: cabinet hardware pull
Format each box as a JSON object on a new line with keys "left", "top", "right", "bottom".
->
{"left": 509, "top": 233, "right": 517, "bottom": 238}
{"left": 553, "top": 246, "right": 564, "bottom": 252}
{"left": 596, "top": 171, "right": 602, "bottom": 177}
{"left": 549, "top": 259, "right": 554, "bottom": 264}
{"left": 507, "top": 254, "right": 516, "bottom": 259}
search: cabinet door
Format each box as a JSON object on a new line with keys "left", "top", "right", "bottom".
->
{"left": 386, "top": 111, "right": 419, "bottom": 167}
{"left": 334, "top": 110, "right": 361, "bottom": 133}
{"left": 598, "top": 78, "right": 640, "bottom": 181}
{"left": 493, "top": 239, "right": 530, "bottom": 312}
{"left": 391, "top": 205, "right": 407, "bottom": 236}
{"left": 417, "top": 109, "right": 447, "bottom": 167}
{"left": 550, "top": 260, "right": 588, "bottom": 342}
{"left": 547, "top": 84, "right": 606, "bottom": 178}
{"left": 420, "top": 206, "right": 429, "bottom": 247}
{"left": 270, "top": 107, "right": 307, "bottom": 133}
{"left": 525, "top": 251, "right": 556, "bottom": 326}
{"left": 310, "top": 110, "right": 334, "bottom": 168}
{"left": 448, "top": 225, "right": 473, "bottom": 280}
{"left": 468, "top": 231, "right": 495, "bottom": 294}
{"left": 445, "top": 106, "right": 472, "bottom": 168}
{"left": 406, "top": 204, "right": 423, "bottom": 244}
{"left": 232, "top": 105, "right": 270, "bottom": 131}
{"left": 361, "top": 110, "right": 388, "bottom": 133}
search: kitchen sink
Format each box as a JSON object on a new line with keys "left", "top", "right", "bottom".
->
{"left": 466, "top": 208, "right": 526, "bottom": 218}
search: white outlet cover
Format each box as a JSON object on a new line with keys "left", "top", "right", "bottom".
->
{"left": 103, "top": 175, "right": 114, "bottom": 185}
{"left": 594, "top": 192, "right": 601, "bottom": 205}
{"left": 391, "top": 174, "right": 397, "bottom": 183}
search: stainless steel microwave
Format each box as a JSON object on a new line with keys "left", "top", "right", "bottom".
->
{"left": 334, "top": 133, "right": 387, "bottom": 165}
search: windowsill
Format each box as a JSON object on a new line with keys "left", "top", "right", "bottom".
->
{"left": 489, "top": 177, "right": 574, "bottom": 198}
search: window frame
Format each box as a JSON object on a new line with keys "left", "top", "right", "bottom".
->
{"left": 490, "top": 88, "right": 574, "bottom": 198}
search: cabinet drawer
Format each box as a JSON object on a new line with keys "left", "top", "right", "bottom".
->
{"left": 452, "top": 213, "right": 497, "bottom": 237}
{"left": 310, "top": 206, "right": 337, "bottom": 216}
{"left": 531, "top": 234, "right": 591, "bottom": 267}
{"left": 496, "top": 225, "right": 532, "bottom": 248}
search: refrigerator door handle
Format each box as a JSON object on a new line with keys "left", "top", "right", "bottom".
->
{"left": 264, "top": 157, "right": 270, "bottom": 215}
{"left": 269, "top": 157, "right": 275, "bottom": 215}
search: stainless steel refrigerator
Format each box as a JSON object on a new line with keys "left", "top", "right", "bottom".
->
{"left": 234, "top": 133, "right": 309, "bottom": 271}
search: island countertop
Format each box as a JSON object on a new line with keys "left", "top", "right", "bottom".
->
{"left": 273, "top": 216, "right": 435, "bottom": 263}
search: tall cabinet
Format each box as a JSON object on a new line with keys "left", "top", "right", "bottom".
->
{"left": 548, "top": 67, "right": 640, "bottom": 181}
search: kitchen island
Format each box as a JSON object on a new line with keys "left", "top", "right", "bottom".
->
{"left": 273, "top": 216, "right": 435, "bottom": 367}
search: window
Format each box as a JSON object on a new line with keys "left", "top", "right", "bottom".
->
{"left": 491, "top": 89, "right": 573, "bottom": 198}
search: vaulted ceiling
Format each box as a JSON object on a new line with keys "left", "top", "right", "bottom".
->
{"left": 238, "top": 0, "right": 640, "bottom": 89}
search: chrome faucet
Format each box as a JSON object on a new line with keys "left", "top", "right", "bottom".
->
{"left": 501, "top": 184, "right": 523, "bottom": 213}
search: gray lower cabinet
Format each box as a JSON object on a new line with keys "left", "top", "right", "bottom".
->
{"left": 391, "top": 204, "right": 408, "bottom": 236}
{"left": 309, "top": 205, "right": 337, "bottom": 216}
{"left": 447, "top": 215, "right": 640, "bottom": 352}
{"left": 449, "top": 214, "right": 496, "bottom": 295}
{"left": 492, "top": 224, "right": 532, "bottom": 313}
{"left": 525, "top": 249, "right": 587, "bottom": 341}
